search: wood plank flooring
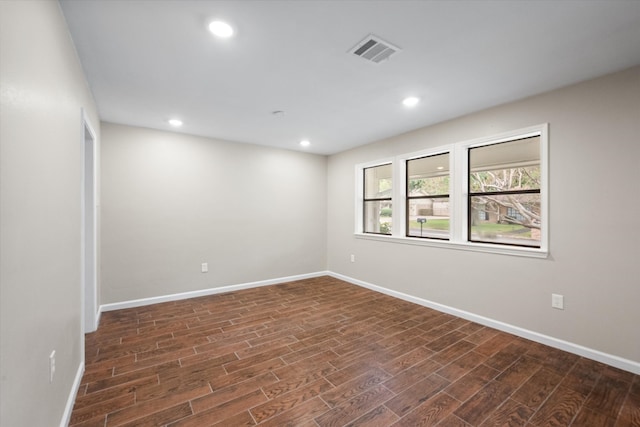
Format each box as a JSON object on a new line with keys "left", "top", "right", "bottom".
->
{"left": 69, "top": 276, "right": 640, "bottom": 426}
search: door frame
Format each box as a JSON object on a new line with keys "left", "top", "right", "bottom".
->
{"left": 81, "top": 109, "right": 98, "bottom": 336}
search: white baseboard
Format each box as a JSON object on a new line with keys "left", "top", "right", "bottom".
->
{"left": 60, "top": 360, "right": 85, "bottom": 427}
{"left": 96, "top": 270, "right": 639, "bottom": 375}
{"left": 100, "top": 271, "right": 329, "bottom": 312}
{"left": 328, "top": 272, "right": 640, "bottom": 375}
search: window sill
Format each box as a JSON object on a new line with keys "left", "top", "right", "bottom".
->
{"left": 354, "top": 233, "right": 548, "bottom": 259}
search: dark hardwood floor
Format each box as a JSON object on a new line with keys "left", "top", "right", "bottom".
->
{"left": 69, "top": 276, "right": 640, "bottom": 426}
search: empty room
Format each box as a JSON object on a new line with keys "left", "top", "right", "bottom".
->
{"left": 1, "top": 0, "right": 640, "bottom": 426}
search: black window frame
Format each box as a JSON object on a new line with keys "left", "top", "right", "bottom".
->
{"left": 467, "top": 137, "right": 541, "bottom": 248}
{"left": 405, "top": 153, "right": 450, "bottom": 240}
{"left": 362, "top": 164, "right": 393, "bottom": 235}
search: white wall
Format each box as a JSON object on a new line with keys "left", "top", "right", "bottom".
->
{"left": 0, "top": 1, "right": 100, "bottom": 426}
{"left": 327, "top": 67, "right": 640, "bottom": 366}
{"left": 100, "top": 123, "right": 327, "bottom": 304}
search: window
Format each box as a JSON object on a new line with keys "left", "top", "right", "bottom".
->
{"left": 355, "top": 124, "right": 548, "bottom": 257}
{"left": 506, "top": 207, "right": 525, "bottom": 222}
{"left": 406, "top": 152, "right": 450, "bottom": 239}
{"left": 363, "top": 163, "right": 392, "bottom": 234}
{"left": 468, "top": 136, "right": 541, "bottom": 247}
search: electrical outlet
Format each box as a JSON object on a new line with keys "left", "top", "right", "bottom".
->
{"left": 201, "top": 263, "right": 208, "bottom": 273}
{"left": 350, "top": 254, "right": 355, "bottom": 263}
{"left": 551, "top": 294, "right": 564, "bottom": 310}
{"left": 49, "top": 350, "right": 56, "bottom": 383}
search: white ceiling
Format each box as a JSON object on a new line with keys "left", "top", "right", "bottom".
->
{"left": 60, "top": 0, "right": 640, "bottom": 155}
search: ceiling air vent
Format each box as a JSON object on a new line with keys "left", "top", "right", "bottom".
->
{"left": 349, "top": 34, "right": 401, "bottom": 64}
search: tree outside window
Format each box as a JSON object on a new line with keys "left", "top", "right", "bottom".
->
{"left": 469, "top": 136, "right": 541, "bottom": 247}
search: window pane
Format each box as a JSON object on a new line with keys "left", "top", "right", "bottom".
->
{"left": 407, "top": 153, "right": 449, "bottom": 196}
{"left": 470, "top": 137, "right": 540, "bottom": 193}
{"left": 364, "top": 164, "right": 392, "bottom": 199}
{"left": 470, "top": 166, "right": 540, "bottom": 193}
{"left": 407, "top": 198, "right": 449, "bottom": 239}
{"left": 469, "top": 193, "right": 541, "bottom": 247}
{"left": 364, "top": 201, "right": 392, "bottom": 234}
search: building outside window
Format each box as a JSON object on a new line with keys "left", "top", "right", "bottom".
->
{"left": 406, "top": 152, "right": 450, "bottom": 239}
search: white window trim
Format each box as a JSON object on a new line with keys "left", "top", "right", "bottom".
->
{"left": 355, "top": 124, "right": 549, "bottom": 258}
{"left": 354, "top": 158, "right": 394, "bottom": 234}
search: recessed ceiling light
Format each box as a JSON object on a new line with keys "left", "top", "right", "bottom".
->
{"left": 208, "top": 20, "right": 234, "bottom": 38}
{"left": 299, "top": 140, "right": 311, "bottom": 147}
{"left": 402, "top": 96, "right": 420, "bottom": 107}
{"left": 168, "top": 119, "right": 183, "bottom": 127}
{"left": 437, "top": 166, "right": 444, "bottom": 170}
